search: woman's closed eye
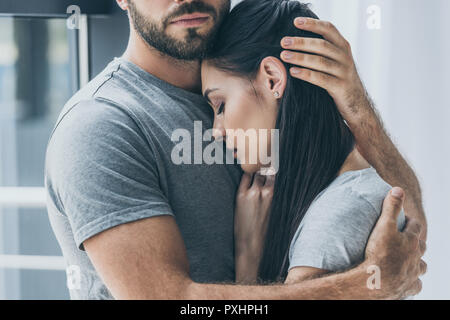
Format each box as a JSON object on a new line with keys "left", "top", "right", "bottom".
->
{"left": 216, "top": 102, "right": 225, "bottom": 115}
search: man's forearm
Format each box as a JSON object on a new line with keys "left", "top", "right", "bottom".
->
{"left": 186, "top": 262, "right": 383, "bottom": 300}
{"left": 347, "top": 99, "right": 427, "bottom": 239}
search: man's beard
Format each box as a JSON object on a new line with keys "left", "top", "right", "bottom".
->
{"left": 128, "top": 1, "right": 230, "bottom": 61}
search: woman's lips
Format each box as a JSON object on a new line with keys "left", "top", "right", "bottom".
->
{"left": 170, "top": 14, "right": 210, "bottom": 27}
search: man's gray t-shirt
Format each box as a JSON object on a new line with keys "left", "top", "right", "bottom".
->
{"left": 45, "top": 58, "right": 241, "bottom": 299}
{"left": 46, "top": 57, "right": 401, "bottom": 300}
{"left": 288, "top": 167, "right": 406, "bottom": 272}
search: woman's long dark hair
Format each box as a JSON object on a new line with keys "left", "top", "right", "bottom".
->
{"left": 206, "top": 0, "right": 355, "bottom": 282}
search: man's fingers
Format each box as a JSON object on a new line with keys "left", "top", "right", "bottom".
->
{"left": 280, "top": 37, "right": 343, "bottom": 62}
{"left": 419, "top": 239, "right": 427, "bottom": 256}
{"left": 404, "top": 218, "right": 423, "bottom": 238}
{"left": 405, "top": 279, "right": 423, "bottom": 297}
{"left": 289, "top": 67, "right": 340, "bottom": 92}
{"left": 294, "top": 17, "right": 349, "bottom": 51}
{"left": 403, "top": 260, "right": 427, "bottom": 298}
{"left": 379, "top": 187, "right": 405, "bottom": 225}
{"left": 281, "top": 51, "right": 344, "bottom": 78}
{"left": 419, "top": 259, "right": 427, "bottom": 276}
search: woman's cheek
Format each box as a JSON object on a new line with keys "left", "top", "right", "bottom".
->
{"left": 225, "top": 104, "right": 246, "bottom": 131}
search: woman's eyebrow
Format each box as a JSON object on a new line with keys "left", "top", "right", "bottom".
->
{"left": 203, "top": 88, "right": 219, "bottom": 103}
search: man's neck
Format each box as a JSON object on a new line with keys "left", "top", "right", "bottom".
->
{"left": 122, "top": 31, "right": 202, "bottom": 94}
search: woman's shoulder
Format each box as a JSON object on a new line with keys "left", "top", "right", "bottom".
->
{"left": 288, "top": 168, "right": 405, "bottom": 272}
{"left": 301, "top": 169, "right": 382, "bottom": 226}
{"left": 330, "top": 167, "right": 391, "bottom": 214}
{"left": 288, "top": 168, "right": 395, "bottom": 272}
{"left": 303, "top": 167, "right": 404, "bottom": 229}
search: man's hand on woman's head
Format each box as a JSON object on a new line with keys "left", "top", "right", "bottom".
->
{"left": 281, "top": 17, "right": 428, "bottom": 243}
{"left": 364, "top": 187, "right": 427, "bottom": 299}
{"left": 280, "top": 17, "right": 370, "bottom": 123}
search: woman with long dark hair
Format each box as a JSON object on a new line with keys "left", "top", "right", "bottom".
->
{"left": 201, "top": 0, "right": 405, "bottom": 284}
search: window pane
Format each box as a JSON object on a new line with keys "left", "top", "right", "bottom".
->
{"left": 0, "top": 17, "right": 76, "bottom": 299}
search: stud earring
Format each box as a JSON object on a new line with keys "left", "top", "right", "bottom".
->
{"left": 274, "top": 91, "right": 280, "bottom": 98}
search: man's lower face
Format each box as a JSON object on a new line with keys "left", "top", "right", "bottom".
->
{"left": 163, "top": 20, "right": 214, "bottom": 60}
{"left": 129, "top": 0, "right": 230, "bottom": 60}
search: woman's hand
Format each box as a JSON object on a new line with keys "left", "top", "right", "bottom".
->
{"left": 234, "top": 172, "right": 275, "bottom": 284}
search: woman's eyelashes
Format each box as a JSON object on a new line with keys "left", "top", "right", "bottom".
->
{"left": 216, "top": 102, "right": 225, "bottom": 115}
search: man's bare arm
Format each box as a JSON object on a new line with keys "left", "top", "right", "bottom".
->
{"left": 84, "top": 191, "right": 425, "bottom": 300}
{"left": 347, "top": 102, "right": 426, "bottom": 238}
{"left": 85, "top": 215, "right": 359, "bottom": 299}
{"left": 279, "top": 17, "right": 426, "bottom": 239}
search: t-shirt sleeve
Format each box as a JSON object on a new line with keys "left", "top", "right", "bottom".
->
{"left": 45, "top": 99, "right": 174, "bottom": 250}
{"left": 288, "top": 188, "right": 404, "bottom": 272}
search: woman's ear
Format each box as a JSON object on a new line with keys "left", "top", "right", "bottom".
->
{"left": 257, "top": 56, "right": 287, "bottom": 101}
